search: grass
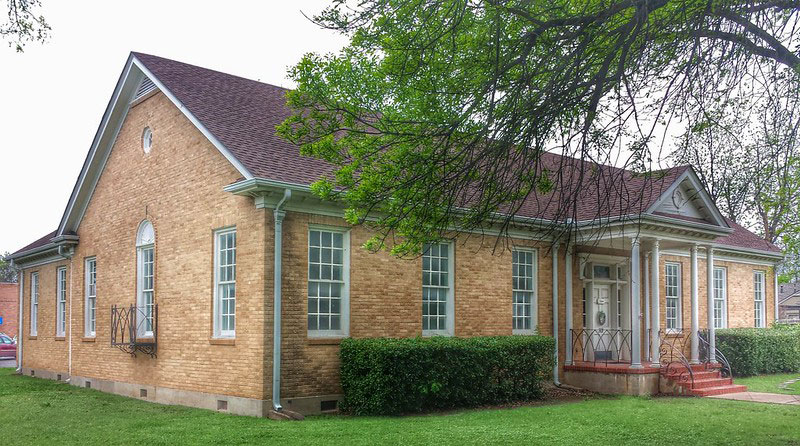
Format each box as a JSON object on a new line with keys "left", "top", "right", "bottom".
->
{"left": 2, "top": 368, "right": 800, "bottom": 445}
{"left": 735, "top": 373, "right": 800, "bottom": 395}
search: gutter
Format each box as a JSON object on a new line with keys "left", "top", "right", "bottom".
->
{"left": 272, "top": 189, "right": 292, "bottom": 412}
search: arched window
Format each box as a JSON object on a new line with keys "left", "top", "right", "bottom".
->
{"left": 136, "top": 220, "right": 155, "bottom": 336}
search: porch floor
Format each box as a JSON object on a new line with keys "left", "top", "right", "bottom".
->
{"left": 564, "top": 361, "right": 660, "bottom": 374}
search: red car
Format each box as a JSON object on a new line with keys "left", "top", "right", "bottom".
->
{"left": 0, "top": 334, "right": 16, "bottom": 360}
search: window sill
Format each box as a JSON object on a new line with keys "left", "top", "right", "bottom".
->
{"left": 54, "top": 336, "right": 65, "bottom": 341}
{"left": 28, "top": 336, "right": 37, "bottom": 340}
{"left": 209, "top": 338, "right": 235, "bottom": 346}
{"left": 82, "top": 337, "right": 96, "bottom": 343}
{"left": 307, "top": 337, "right": 343, "bottom": 345}
{"left": 664, "top": 330, "right": 684, "bottom": 337}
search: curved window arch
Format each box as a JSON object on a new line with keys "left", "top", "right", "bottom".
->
{"left": 142, "top": 127, "right": 153, "bottom": 154}
{"left": 136, "top": 220, "right": 155, "bottom": 336}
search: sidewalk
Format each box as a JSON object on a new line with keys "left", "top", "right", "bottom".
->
{"left": 707, "top": 391, "right": 800, "bottom": 405}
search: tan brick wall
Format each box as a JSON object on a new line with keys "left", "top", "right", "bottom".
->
{"left": 15, "top": 91, "right": 780, "bottom": 407}
{"left": 21, "top": 261, "right": 70, "bottom": 372}
{"left": 21, "top": 92, "right": 268, "bottom": 400}
{"left": 275, "top": 211, "right": 557, "bottom": 398}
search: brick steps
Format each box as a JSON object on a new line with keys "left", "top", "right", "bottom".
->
{"left": 663, "top": 364, "right": 745, "bottom": 397}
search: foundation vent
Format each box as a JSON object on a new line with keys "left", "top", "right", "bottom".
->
{"left": 30, "top": 370, "right": 35, "bottom": 376}
{"left": 320, "top": 400, "right": 338, "bottom": 412}
{"left": 57, "top": 374, "right": 62, "bottom": 381}
{"left": 217, "top": 400, "right": 228, "bottom": 411}
{"left": 140, "top": 389, "right": 148, "bottom": 398}
{"left": 85, "top": 381, "right": 91, "bottom": 389}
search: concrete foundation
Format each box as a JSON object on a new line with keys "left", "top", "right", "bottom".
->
{"left": 563, "top": 369, "right": 660, "bottom": 396}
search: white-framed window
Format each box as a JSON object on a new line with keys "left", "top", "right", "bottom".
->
{"left": 713, "top": 267, "right": 727, "bottom": 329}
{"left": 142, "top": 127, "right": 153, "bottom": 153}
{"left": 30, "top": 272, "right": 39, "bottom": 336}
{"left": 136, "top": 220, "right": 155, "bottom": 337}
{"left": 214, "top": 228, "right": 237, "bottom": 338}
{"left": 512, "top": 249, "right": 537, "bottom": 334}
{"left": 665, "top": 263, "right": 682, "bottom": 331}
{"left": 56, "top": 267, "right": 67, "bottom": 337}
{"left": 422, "top": 242, "right": 454, "bottom": 336}
{"left": 307, "top": 227, "right": 350, "bottom": 337}
{"left": 85, "top": 258, "right": 97, "bottom": 337}
{"left": 754, "top": 270, "right": 766, "bottom": 328}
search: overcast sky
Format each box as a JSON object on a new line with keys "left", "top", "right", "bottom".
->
{"left": 0, "top": 1, "right": 348, "bottom": 254}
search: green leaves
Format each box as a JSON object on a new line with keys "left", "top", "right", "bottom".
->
{"left": 716, "top": 327, "right": 800, "bottom": 377}
{"left": 339, "top": 335, "right": 555, "bottom": 415}
{"left": 282, "top": 0, "right": 800, "bottom": 254}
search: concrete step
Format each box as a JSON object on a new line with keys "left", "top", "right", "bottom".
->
{"left": 691, "top": 384, "right": 747, "bottom": 397}
{"left": 666, "top": 370, "right": 721, "bottom": 381}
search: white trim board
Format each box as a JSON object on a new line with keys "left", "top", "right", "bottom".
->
{"left": 56, "top": 53, "right": 254, "bottom": 239}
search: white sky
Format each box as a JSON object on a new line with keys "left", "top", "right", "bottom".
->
{"left": 0, "top": 1, "right": 348, "bottom": 254}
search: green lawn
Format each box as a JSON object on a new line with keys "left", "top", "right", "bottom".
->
{"left": 2, "top": 368, "right": 799, "bottom": 446}
{"left": 735, "top": 373, "right": 800, "bottom": 395}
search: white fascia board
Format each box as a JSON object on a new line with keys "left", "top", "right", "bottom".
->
{"left": 56, "top": 54, "right": 254, "bottom": 238}
{"left": 57, "top": 55, "right": 136, "bottom": 236}
{"left": 132, "top": 57, "right": 253, "bottom": 181}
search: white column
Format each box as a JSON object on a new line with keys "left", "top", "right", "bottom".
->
{"left": 706, "top": 245, "right": 716, "bottom": 363}
{"left": 565, "top": 245, "right": 573, "bottom": 366}
{"left": 774, "top": 265, "right": 780, "bottom": 322}
{"left": 644, "top": 252, "right": 651, "bottom": 363}
{"left": 650, "top": 240, "right": 660, "bottom": 365}
{"left": 630, "top": 237, "right": 642, "bottom": 368}
{"left": 552, "top": 243, "right": 560, "bottom": 384}
{"left": 690, "top": 244, "right": 700, "bottom": 364}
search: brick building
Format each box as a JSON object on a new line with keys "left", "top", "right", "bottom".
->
{"left": 0, "top": 282, "right": 19, "bottom": 338}
{"left": 9, "top": 53, "right": 783, "bottom": 416}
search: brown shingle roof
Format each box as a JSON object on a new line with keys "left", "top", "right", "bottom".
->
{"left": 13, "top": 52, "right": 780, "bottom": 258}
{"left": 11, "top": 230, "right": 57, "bottom": 257}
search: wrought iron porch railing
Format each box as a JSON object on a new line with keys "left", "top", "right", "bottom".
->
{"left": 658, "top": 330, "right": 695, "bottom": 387}
{"left": 698, "top": 330, "right": 731, "bottom": 378}
{"left": 111, "top": 304, "right": 157, "bottom": 357}
{"left": 570, "top": 328, "right": 632, "bottom": 365}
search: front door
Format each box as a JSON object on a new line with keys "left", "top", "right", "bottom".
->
{"left": 592, "top": 284, "right": 612, "bottom": 360}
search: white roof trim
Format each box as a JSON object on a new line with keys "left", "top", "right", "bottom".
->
{"left": 56, "top": 53, "right": 253, "bottom": 237}
{"left": 644, "top": 168, "right": 729, "bottom": 228}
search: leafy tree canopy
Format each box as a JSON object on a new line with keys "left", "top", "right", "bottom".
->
{"left": 279, "top": 0, "right": 800, "bottom": 256}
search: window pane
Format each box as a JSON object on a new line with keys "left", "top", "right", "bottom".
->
{"left": 308, "top": 229, "right": 346, "bottom": 333}
{"left": 513, "top": 250, "right": 536, "bottom": 332}
{"left": 423, "top": 243, "right": 451, "bottom": 333}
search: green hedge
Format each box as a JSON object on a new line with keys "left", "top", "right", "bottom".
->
{"left": 715, "top": 327, "right": 800, "bottom": 376}
{"left": 339, "top": 335, "right": 554, "bottom": 415}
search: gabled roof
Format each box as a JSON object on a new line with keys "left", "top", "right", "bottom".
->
{"left": 12, "top": 52, "right": 781, "bottom": 260}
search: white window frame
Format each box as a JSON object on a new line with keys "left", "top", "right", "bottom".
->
{"left": 754, "top": 270, "right": 766, "bottom": 328}
{"left": 56, "top": 267, "right": 67, "bottom": 337}
{"left": 85, "top": 257, "right": 97, "bottom": 337}
{"left": 665, "top": 262, "right": 682, "bottom": 332}
{"left": 713, "top": 267, "right": 728, "bottom": 329}
{"left": 512, "top": 248, "right": 537, "bottom": 334}
{"left": 422, "top": 241, "right": 455, "bottom": 336}
{"left": 213, "top": 227, "right": 237, "bottom": 338}
{"left": 136, "top": 220, "right": 155, "bottom": 338}
{"left": 307, "top": 226, "right": 350, "bottom": 338}
{"left": 30, "top": 272, "right": 39, "bottom": 336}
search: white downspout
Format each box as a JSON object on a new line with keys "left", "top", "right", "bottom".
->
{"left": 57, "top": 246, "right": 74, "bottom": 381}
{"left": 774, "top": 263, "right": 780, "bottom": 323}
{"left": 272, "top": 189, "right": 291, "bottom": 412}
{"left": 13, "top": 260, "right": 23, "bottom": 373}
{"left": 552, "top": 243, "right": 560, "bottom": 385}
{"left": 67, "top": 255, "right": 74, "bottom": 381}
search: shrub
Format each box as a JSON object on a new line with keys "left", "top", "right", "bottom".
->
{"left": 339, "top": 335, "right": 554, "bottom": 415}
{"left": 715, "top": 327, "right": 800, "bottom": 376}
